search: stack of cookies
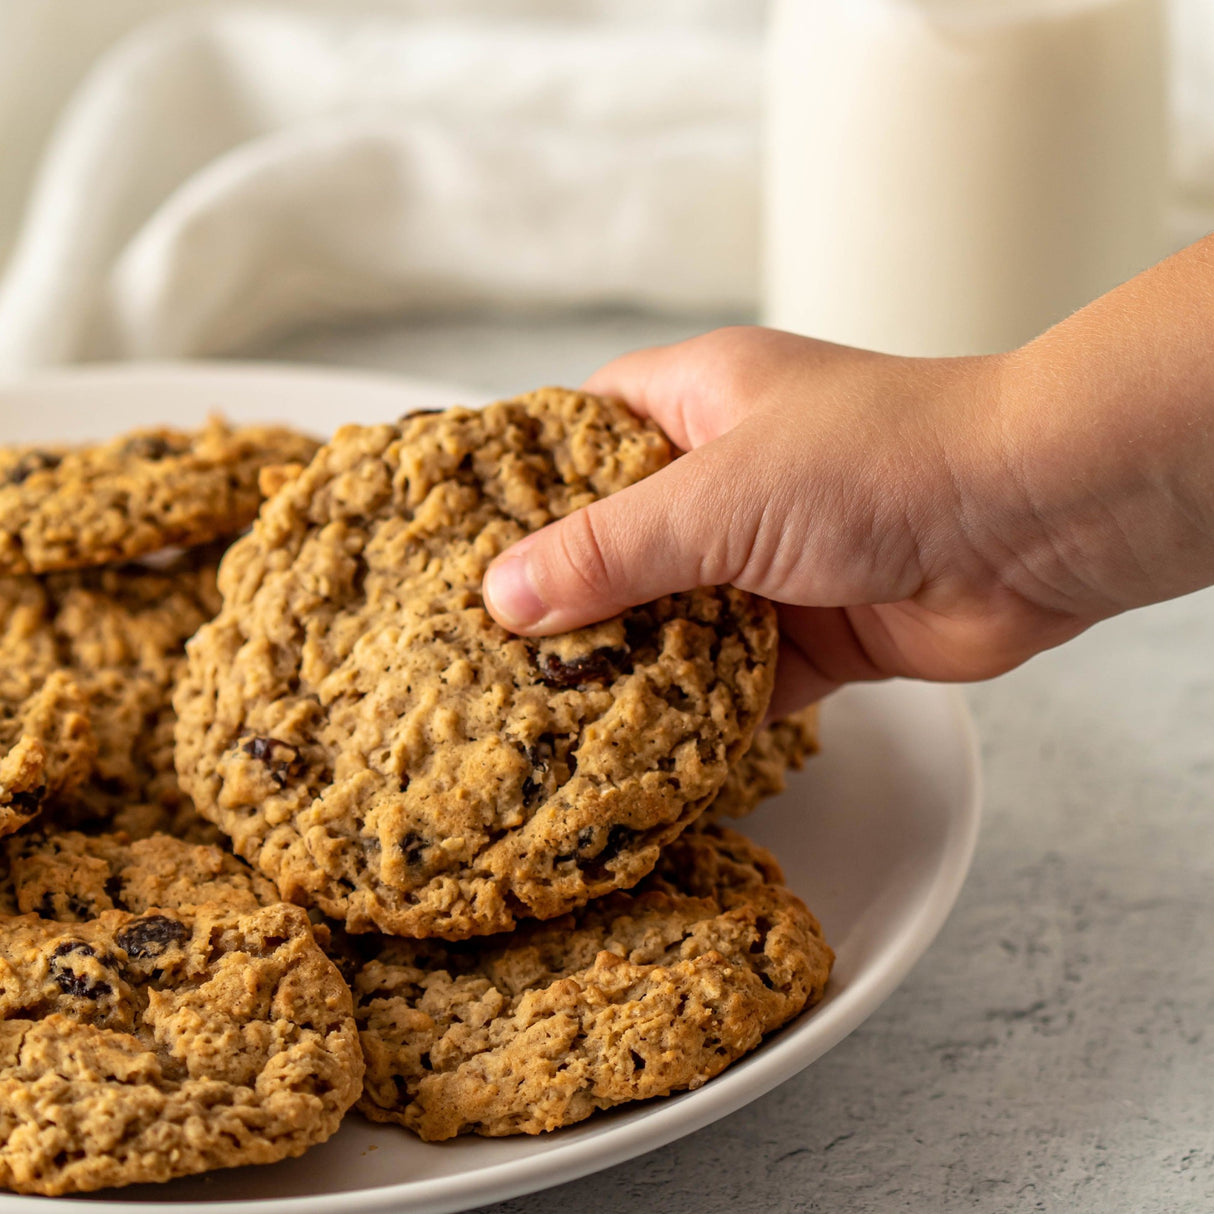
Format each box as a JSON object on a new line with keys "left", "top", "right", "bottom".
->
{"left": 0, "top": 390, "right": 833, "bottom": 1195}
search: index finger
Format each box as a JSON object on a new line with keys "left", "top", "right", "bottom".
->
{"left": 582, "top": 326, "right": 775, "bottom": 452}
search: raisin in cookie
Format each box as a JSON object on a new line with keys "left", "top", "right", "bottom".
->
{"left": 0, "top": 550, "right": 222, "bottom": 838}
{"left": 704, "top": 705, "right": 820, "bottom": 820}
{"left": 175, "top": 389, "right": 778, "bottom": 938}
{"left": 0, "top": 901, "right": 362, "bottom": 1195}
{"left": 352, "top": 823, "right": 832, "bottom": 1139}
{"left": 2, "top": 830, "right": 276, "bottom": 920}
{"left": 0, "top": 416, "right": 318, "bottom": 574}
{"left": 0, "top": 671, "right": 94, "bottom": 837}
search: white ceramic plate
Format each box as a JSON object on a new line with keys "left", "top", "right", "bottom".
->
{"left": 0, "top": 363, "right": 982, "bottom": 1214}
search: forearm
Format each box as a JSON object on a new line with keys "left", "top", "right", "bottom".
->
{"left": 983, "top": 234, "right": 1214, "bottom": 616}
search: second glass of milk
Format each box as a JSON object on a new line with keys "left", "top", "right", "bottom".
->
{"left": 762, "top": 0, "right": 1168, "bottom": 357}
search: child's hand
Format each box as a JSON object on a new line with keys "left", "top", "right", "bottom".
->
{"left": 483, "top": 240, "right": 1214, "bottom": 714}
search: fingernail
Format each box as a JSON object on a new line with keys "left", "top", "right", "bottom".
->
{"left": 484, "top": 552, "right": 547, "bottom": 630}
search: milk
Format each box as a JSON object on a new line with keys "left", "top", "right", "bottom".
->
{"left": 762, "top": 0, "right": 1168, "bottom": 356}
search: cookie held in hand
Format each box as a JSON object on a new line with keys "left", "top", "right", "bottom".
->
{"left": 175, "top": 389, "right": 778, "bottom": 938}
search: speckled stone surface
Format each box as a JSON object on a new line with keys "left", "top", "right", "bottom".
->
{"left": 253, "top": 311, "right": 1214, "bottom": 1214}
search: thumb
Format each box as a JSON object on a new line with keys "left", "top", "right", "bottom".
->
{"left": 483, "top": 434, "right": 758, "bottom": 635}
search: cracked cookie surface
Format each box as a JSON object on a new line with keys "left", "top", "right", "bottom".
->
{"left": 351, "top": 823, "right": 833, "bottom": 1139}
{"left": 704, "top": 705, "right": 820, "bottom": 820}
{"left": 2, "top": 830, "right": 276, "bottom": 920}
{"left": 0, "top": 671, "right": 94, "bottom": 838}
{"left": 0, "top": 550, "right": 223, "bottom": 839}
{"left": 0, "top": 416, "right": 318, "bottom": 574}
{"left": 0, "top": 901, "right": 362, "bottom": 1195}
{"left": 175, "top": 389, "right": 778, "bottom": 938}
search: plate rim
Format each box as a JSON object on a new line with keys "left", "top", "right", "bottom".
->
{"left": 0, "top": 363, "right": 983, "bottom": 1213}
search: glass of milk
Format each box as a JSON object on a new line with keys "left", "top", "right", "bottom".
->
{"left": 762, "top": 0, "right": 1168, "bottom": 357}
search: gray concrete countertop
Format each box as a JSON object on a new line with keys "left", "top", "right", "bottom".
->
{"left": 256, "top": 311, "right": 1214, "bottom": 1214}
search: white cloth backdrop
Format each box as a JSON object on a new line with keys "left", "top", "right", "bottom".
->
{"left": 0, "top": 0, "right": 1208, "bottom": 371}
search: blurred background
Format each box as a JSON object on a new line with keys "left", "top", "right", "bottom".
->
{"left": 0, "top": 0, "right": 1208, "bottom": 394}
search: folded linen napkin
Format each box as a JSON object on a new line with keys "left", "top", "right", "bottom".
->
{"left": 0, "top": 2, "right": 761, "bottom": 370}
{"left": 0, "top": 0, "right": 1211, "bottom": 374}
